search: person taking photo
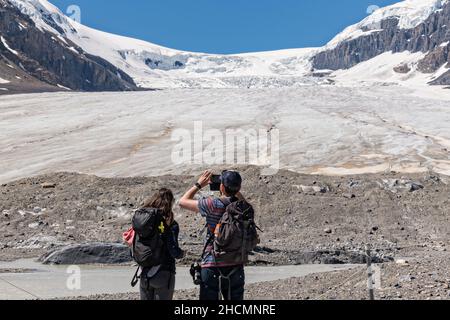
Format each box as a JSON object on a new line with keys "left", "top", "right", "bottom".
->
{"left": 180, "top": 170, "right": 259, "bottom": 301}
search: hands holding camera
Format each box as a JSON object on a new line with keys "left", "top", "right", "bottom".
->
{"left": 197, "top": 170, "right": 213, "bottom": 189}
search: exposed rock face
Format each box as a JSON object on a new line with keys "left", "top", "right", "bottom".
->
{"left": 39, "top": 243, "right": 132, "bottom": 265}
{"left": 0, "top": 0, "right": 137, "bottom": 92}
{"left": 393, "top": 64, "right": 411, "bottom": 74}
{"left": 313, "top": 2, "right": 450, "bottom": 84}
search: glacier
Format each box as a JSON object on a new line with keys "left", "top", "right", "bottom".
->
{"left": 7, "top": 0, "right": 450, "bottom": 90}
{"left": 1, "top": 85, "right": 450, "bottom": 183}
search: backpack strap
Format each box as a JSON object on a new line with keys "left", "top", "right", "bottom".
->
{"left": 199, "top": 197, "right": 238, "bottom": 263}
{"left": 131, "top": 265, "right": 141, "bottom": 287}
{"left": 200, "top": 232, "right": 215, "bottom": 260}
{"left": 218, "top": 267, "right": 240, "bottom": 300}
{"left": 217, "top": 196, "right": 238, "bottom": 208}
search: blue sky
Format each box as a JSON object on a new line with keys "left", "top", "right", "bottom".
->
{"left": 50, "top": 0, "right": 400, "bottom": 54}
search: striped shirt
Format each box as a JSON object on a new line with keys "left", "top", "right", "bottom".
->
{"left": 198, "top": 196, "right": 241, "bottom": 268}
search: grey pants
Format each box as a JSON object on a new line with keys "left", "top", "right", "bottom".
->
{"left": 140, "top": 270, "right": 176, "bottom": 300}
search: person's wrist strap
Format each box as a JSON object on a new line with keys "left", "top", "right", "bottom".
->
{"left": 194, "top": 182, "right": 202, "bottom": 190}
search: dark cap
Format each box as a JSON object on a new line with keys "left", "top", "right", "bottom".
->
{"left": 221, "top": 170, "right": 242, "bottom": 192}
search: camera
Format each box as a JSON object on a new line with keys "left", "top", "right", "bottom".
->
{"left": 190, "top": 262, "right": 202, "bottom": 285}
{"left": 209, "top": 174, "right": 221, "bottom": 191}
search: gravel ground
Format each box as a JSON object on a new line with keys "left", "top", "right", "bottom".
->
{"left": 0, "top": 268, "right": 36, "bottom": 274}
{"left": 66, "top": 254, "right": 450, "bottom": 300}
{"left": 1, "top": 166, "right": 449, "bottom": 299}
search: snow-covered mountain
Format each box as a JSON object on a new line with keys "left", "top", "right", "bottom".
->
{"left": 1, "top": 0, "right": 450, "bottom": 91}
{"left": 314, "top": 0, "right": 450, "bottom": 86}
{"left": 0, "top": 0, "right": 137, "bottom": 93}
{"left": 326, "top": 0, "right": 447, "bottom": 49}
{"left": 1, "top": 0, "right": 319, "bottom": 90}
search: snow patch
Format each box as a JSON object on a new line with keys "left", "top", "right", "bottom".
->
{"left": 1, "top": 36, "right": 19, "bottom": 55}
{"left": 57, "top": 84, "right": 71, "bottom": 90}
{"left": 0, "top": 77, "right": 10, "bottom": 84}
{"left": 67, "top": 46, "right": 79, "bottom": 54}
{"left": 18, "top": 22, "right": 27, "bottom": 30}
{"left": 332, "top": 51, "right": 426, "bottom": 85}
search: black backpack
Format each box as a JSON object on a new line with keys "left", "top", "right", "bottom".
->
{"left": 131, "top": 208, "right": 166, "bottom": 268}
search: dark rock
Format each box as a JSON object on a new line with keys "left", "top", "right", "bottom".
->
{"left": 0, "top": 1, "right": 138, "bottom": 92}
{"left": 409, "top": 182, "right": 424, "bottom": 192}
{"left": 348, "top": 180, "right": 359, "bottom": 188}
{"left": 287, "top": 249, "right": 392, "bottom": 265}
{"left": 254, "top": 246, "right": 276, "bottom": 254}
{"left": 393, "top": 64, "right": 411, "bottom": 74}
{"left": 39, "top": 242, "right": 132, "bottom": 265}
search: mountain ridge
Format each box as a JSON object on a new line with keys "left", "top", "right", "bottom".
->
{"left": 0, "top": 0, "right": 138, "bottom": 93}
{"left": 1, "top": 0, "right": 450, "bottom": 92}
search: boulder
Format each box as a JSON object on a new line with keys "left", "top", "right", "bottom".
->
{"left": 379, "top": 179, "right": 424, "bottom": 193}
{"left": 296, "top": 185, "right": 327, "bottom": 193}
{"left": 41, "top": 182, "right": 56, "bottom": 189}
{"left": 395, "top": 259, "right": 409, "bottom": 265}
{"left": 39, "top": 242, "right": 132, "bottom": 265}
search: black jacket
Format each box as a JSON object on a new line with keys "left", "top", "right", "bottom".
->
{"left": 159, "top": 220, "right": 184, "bottom": 273}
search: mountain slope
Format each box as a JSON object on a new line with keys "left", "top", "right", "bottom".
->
{"left": 0, "top": 0, "right": 137, "bottom": 93}
{"left": 314, "top": 0, "right": 450, "bottom": 85}
{"left": 1, "top": 0, "right": 450, "bottom": 91}
{"left": 5, "top": 0, "right": 321, "bottom": 89}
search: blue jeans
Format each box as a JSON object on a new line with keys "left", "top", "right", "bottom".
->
{"left": 200, "top": 266, "right": 245, "bottom": 301}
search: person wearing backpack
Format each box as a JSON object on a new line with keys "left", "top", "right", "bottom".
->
{"left": 179, "top": 170, "right": 259, "bottom": 301}
{"left": 127, "top": 188, "right": 184, "bottom": 300}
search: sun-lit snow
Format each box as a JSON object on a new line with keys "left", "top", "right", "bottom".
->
{"left": 331, "top": 51, "right": 450, "bottom": 99}
{"left": 333, "top": 51, "right": 426, "bottom": 84}
{"left": 1, "top": 85, "right": 450, "bottom": 183}
{"left": 7, "top": 0, "right": 450, "bottom": 89}
{"left": 0, "top": 77, "right": 10, "bottom": 84}
{"left": 7, "top": 0, "right": 320, "bottom": 88}
{"left": 1, "top": 36, "right": 19, "bottom": 55}
{"left": 64, "top": 21, "right": 319, "bottom": 88}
